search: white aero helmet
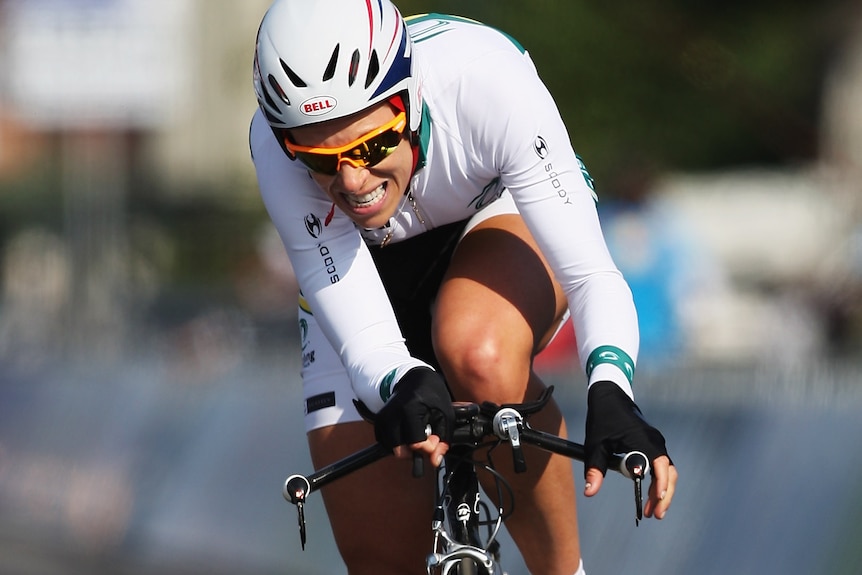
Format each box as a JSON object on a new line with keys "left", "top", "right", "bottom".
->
{"left": 253, "top": 0, "right": 421, "bottom": 132}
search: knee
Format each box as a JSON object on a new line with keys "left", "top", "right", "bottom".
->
{"left": 434, "top": 328, "right": 531, "bottom": 403}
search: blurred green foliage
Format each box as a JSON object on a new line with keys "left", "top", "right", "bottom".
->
{"left": 0, "top": 1, "right": 856, "bottom": 301}
{"left": 398, "top": 0, "right": 852, "bottom": 187}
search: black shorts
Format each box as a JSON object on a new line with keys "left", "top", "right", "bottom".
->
{"left": 368, "top": 218, "right": 471, "bottom": 370}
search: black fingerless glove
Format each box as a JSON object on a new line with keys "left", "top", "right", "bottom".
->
{"left": 374, "top": 367, "right": 454, "bottom": 449}
{"left": 584, "top": 380, "right": 670, "bottom": 477}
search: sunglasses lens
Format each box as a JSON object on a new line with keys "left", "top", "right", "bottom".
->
{"left": 343, "top": 131, "right": 401, "bottom": 166}
{"left": 295, "top": 152, "right": 339, "bottom": 175}
{"left": 367, "top": 130, "right": 403, "bottom": 164}
{"left": 288, "top": 113, "right": 406, "bottom": 175}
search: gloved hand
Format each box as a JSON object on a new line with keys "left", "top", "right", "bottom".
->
{"left": 374, "top": 367, "right": 454, "bottom": 449}
{"left": 584, "top": 380, "right": 670, "bottom": 477}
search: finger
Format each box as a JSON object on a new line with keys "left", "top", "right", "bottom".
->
{"left": 653, "top": 462, "right": 678, "bottom": 518}
{"left": 409, "top": 435, "right": 438, "bottom": 453}
{"left": 584, "top": 467, "right": 605, "bottom": 497}
{"left": 408, "top": 435, "right": 448, "bottom": 467}
{"left": 430, "top": 440, "right": 448, "bottom": 467}
{"left": 645, "top": 456, "right": 675, "bottom": 519}
{"left": 393, "top": 445, "right": 410, "bottom": 459}
{"left": 395, "top": 431, "right": 443, "bottom": 459}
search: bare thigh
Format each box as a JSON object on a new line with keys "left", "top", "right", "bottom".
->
{"left": 431, "top": 213, "right": 583, "bottom": 575}
{"left": 432, "top": 213, "right": 569, "bottom": 403}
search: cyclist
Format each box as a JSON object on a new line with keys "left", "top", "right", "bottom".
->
{"left": 250, "top": 1, "right": 677, "bottom": 573}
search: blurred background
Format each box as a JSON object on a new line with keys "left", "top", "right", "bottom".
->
{"left": 1, "top": 0, "right": 861, "bottom": 573}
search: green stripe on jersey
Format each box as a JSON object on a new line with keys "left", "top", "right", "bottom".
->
{"left": 406, "top": 13, "right": 525, "bottom": 53}
{"left": 416, "top": 102, "right": 432, "bottom": 170}
{"left": 379, "top": 369, "right": 398, "bottom": 403}
{"left": 585, "top": 345, "right": 635, "bottom": 385}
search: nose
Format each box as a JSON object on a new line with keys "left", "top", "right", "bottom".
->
{"left": 336, "top": 160, "right": 368, "bottom": 192}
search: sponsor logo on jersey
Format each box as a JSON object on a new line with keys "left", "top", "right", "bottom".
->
{"left": 305, "top": 391, "right": 335, "bottom": 414}
{"left": 305, "top": 213, "right": 322, "bottom": 238}
{"left": 305, "top": 211, "right": 340, "bottom": 283}
{"left": 299, "top": 317, "right": 316, "bottom": 367}
{"left": 299, "top": 318, "right": 310, "bottom": 350}
{"left": 302, "top": 348, "right": 316, "bottom": 368}
{"left": 305, "top": 205, "right": 336, "bottom": 239}
{"left": 300, "top": 96, "right": 337, "bottom": 116}
{"left": 318, "top": 244, "right": 339, "bottom": 284}
{"left": 543, "top": 162, "right": 572, "bottom": 205}
{"left": 534, "top": 135, "right": 549, "bottom": 159}
{"left": 470, "top": 177, "right": 504, "bottom": 210}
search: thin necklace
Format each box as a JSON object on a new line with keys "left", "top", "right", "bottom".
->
{"left": 380, "top": 189, "right": 425, "bottom": 248}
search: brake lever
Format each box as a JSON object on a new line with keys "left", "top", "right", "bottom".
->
{"left": 619, "top": 451, "right": 649, "bottom": 526}
{"left": 492, "top": 407, "right": 527, "bottom": 473}
{"left": 296, "top": 500, "right": 307, "bottom": 548}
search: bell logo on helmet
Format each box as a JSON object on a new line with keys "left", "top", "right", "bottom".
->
{"left": 301, "top": 96, "right": 338, "bottom": 116}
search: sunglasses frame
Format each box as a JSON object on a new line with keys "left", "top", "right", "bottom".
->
{"left": 284, "top": 111, "right": 407, "bottom": 175}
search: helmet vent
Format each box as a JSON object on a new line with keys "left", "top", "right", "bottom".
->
{"left": 280, "top": 59, "right": 307, "bottom": 88}
{"left": 348, "top": 49, "right": 361, "bottom": 87}
{"left": 262, "top": 108, "right": 281, "bottom": 125}
{"left": 267, "top": 74, "right": 290, "bottom": 105}
{"left": 322, "top": 44, "right": 340, "bottom": 82}
{"left": 365, "top": 50, "right": 380, "bottom": 89}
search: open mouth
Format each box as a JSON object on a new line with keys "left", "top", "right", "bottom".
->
{"left": 344, "top": 182, "right": 386, "bottom": 209}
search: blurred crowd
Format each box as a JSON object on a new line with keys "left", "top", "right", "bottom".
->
{"left": 0, "top": 3, "right": 861, "bottom": 574}
{"left": 0, "top": 1, "right": 860, "bottom": 378}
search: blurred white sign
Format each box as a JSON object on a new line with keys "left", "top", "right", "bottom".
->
{"left": 4, "top": 0, "right": 192, "bottom": 129}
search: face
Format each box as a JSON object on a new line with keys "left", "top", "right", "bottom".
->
{"left": 288, "top": 102, "right": 413, "bottom": 230}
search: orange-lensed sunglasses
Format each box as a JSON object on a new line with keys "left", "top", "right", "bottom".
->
{"left": 284, "top": 112, "right": 407, "bottom": 175}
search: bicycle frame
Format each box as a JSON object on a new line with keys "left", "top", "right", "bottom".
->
{"left": 283, "top": 386, "right": 648, "bottom": 574}
{"left": 428, "top": 444, "right": 503, "bottom": 574}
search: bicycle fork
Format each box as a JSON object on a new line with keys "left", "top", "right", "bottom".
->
{"left": 427, "top": 448, "right": 504, "bottom": 575}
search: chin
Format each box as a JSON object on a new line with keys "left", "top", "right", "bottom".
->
{"left": 354, "top": 211, "right": 390, "bottom": 230}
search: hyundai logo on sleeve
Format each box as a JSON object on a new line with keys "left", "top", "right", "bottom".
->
{"left": 305, "top": 213, "right": 323, "bottom": 238}
{"left": 534, "top": 136, "right": 549, "bottom": 159}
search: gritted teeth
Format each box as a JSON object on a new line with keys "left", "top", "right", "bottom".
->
{"left": 345, "top": 183, "right": 386, "bottom": 207}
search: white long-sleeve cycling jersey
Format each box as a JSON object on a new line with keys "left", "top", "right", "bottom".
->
{"left": 250, "top": 14, "right": 639, "bottom": 412}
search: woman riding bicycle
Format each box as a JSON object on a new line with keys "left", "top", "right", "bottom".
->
{"left": 250, "top": 1, "right": 677, "bottom": 573}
